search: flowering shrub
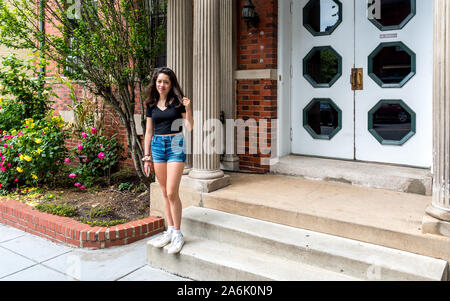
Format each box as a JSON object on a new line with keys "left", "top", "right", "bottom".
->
{"left": 67, "top": 128, "right": 125, "bottom": 189}
{"left": 0, "top": 112, "right": 71, "bottom": 191}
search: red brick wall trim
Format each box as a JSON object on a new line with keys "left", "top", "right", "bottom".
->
{"left": 0, "top": 199, "right": 164, "bottom": 249}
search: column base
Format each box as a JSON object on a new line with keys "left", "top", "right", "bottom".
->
{"left": 182, "top": 174, "right": 231, "bottom": 193}
{"left": 422, "top": 214, "right": 450, "bottom": 238}
{"left": 422, "top": 205, "right": 450, "bottom": 238}
{"left": 426, "top": 205, "right": 450, "bottom": 222}
{"left": 188, "top": 169, "right": 224, "bottom": 180}
{"left": 220, "top": 155, "right": 240, "bottom": 172}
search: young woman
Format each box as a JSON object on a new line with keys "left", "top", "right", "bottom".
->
{"left": 143, "top": 67, "right": 193, "bottom": 254}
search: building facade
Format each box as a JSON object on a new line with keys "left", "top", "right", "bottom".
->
{"left": 51, "top": 0, "right": 450, "bottom": 240}
{"left": 161, "top": 0, "right": 450, "bottom": 239}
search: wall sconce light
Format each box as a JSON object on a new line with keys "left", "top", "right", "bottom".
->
{"left": 242, "top": 0, "right": 259, "bottom": 30}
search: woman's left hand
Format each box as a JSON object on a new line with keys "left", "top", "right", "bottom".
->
{"left": 182, "top": 97, "right": 191, "bottom": 110}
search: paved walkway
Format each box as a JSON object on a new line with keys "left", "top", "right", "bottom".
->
{"left": 0, "top": 223, "right": 190, "bottom": 281}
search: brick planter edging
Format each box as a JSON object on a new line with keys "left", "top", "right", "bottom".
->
{"left": 0, "top": 199, "right": 165, "bottom": 249}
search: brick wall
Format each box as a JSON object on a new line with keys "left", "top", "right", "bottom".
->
{"left": 236, "top": 0, "right": 278, "bottom": 173}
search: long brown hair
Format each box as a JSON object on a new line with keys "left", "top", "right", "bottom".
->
{"left": 143, "top": 67, "right": 185, "bottom": 108}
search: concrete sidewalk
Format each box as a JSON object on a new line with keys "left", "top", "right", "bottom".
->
{"left": 0, "top": 223, "right": 190, "bottom": 281}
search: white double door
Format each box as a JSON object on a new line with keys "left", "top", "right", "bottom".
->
{"left": 291, "top": 0, "right": 433, "bottom": 167}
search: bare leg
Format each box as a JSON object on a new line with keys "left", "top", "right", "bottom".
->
{"left": 153, "top": 162, "right": 174, "bottom": 227}
{"left": 166, "top": 162, "right": 185, "bottom": 230}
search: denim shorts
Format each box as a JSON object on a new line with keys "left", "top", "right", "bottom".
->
{"left": 151, "top": 133, "right": 186, "bottom": 163}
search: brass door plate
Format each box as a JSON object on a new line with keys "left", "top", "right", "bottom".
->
{"left": 351, "top": 68, "right": 363, "bottom": 90}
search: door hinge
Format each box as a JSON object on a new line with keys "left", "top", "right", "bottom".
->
{"left": 290, "top": 65, "right": 293, "bottom": 79}
{"left": 290, "top": 128, "right": 293, "bottom": 142}
{"left": 290, "top": 1, "right": 293, "bottom": 14}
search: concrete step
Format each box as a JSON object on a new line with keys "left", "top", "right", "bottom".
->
{"left": 271, "top": 155, "right": 432, "bottom": 195}
{"left": 147, "top": 236, "right": 358, "bottom": 281}
{"left": 150, "top": 173, "right": 450, "bottom": 265}
{"left": 148, "top": 207, "right": 448, "bottom": 281}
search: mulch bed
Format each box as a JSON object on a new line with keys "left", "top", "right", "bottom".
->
{"left": 5, "top": 168, "right": 157, "bottom": 227}
{"left": 46, "top": 187, "right": 150, "bottom": 223}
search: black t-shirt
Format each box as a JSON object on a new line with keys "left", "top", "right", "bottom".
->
{"left": 146, "top": 101, "right": 186, "bottom": 135}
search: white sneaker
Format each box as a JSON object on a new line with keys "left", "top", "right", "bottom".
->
{"left": 167, "top": 233, "right": 185, "bottom": 254}
{"left": 150, "top": 230, "right": 173, "bottom": 248}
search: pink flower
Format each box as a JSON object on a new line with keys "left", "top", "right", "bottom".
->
{"left": 1, "top": 156, "right": 4, "bottom": 161}
{"left": 0, "top": 167, "right": 6, "bottom": 172}
{"left": 84, "top": 158, "right": 90, "bottom": 163}
{"left": 0, "top": 184, "right": 2, "bottom": 189}
{"left": 77, "top": 144, "right": 83, "bottom": 151}
{"left": 80, "top": 186, "right": 86, "bottom": 190}
{"left": 97, "top": 152, "right": 105, "bottom": 159}
{"left": 14, "top": 178, "right": 18, "bottom": 182}
{"left": 3, "top": 144, "right": 7, "bottom": 148}
{"left": 91, "top": 128, "right": 97, "bottom": 135}
{"left": 74, "top": 183, "right": 81, "bottom": 187}
{"left": 7, "top": 163, "right": 11, "bottom": 167}
{"left": 69, "top": 173, "right": 77, "bottom": 179}
{"left": 81, "top": 132, "right": 88, "bottom": 138}
{"left": 64, "top": 158, "right": 71, "bottom": 163}
{"left": 99, "top": 144, "right": 104, "bottom": 148}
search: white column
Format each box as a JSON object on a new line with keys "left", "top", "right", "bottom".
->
{"left": 423, "top": 0, "right": 450, "bottom": 237}
{"left": 220, "top": 0, "right": 240, "bottom": 171}
{"left": 186, "top": 0, "right": 230, "bottom": 192}
{"left": 167, "top": 0, "right": 193, "bottom": 174}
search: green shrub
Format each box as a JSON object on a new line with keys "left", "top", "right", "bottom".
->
{"left": 118, "top": 182, "right": 133, "bottom": 191}
{"left": 110, "top": 167, "right": 136, "bottom": 184}
{"left": 0, "top": 98, "right": 26, "bottom": 132}
{"left": 87, "top": 207, "right": 112, "bottom": 219}
{"left": 0, "top": 54, "right": 54, "bottom": 122}
{"left": 43, "top": 194, "right": 58, "bottom": 201}
{"left": 133, "top": 183, "right": 147, "bottom": 194}
{"left": 77, "top": 217, "right": 128, "bottom": 227}
{"left": 35, "top": 203, "right": 77, "bottom": 217}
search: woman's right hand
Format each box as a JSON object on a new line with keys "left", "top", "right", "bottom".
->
{"left": 144, "top": 161, "right": 153, "bottom": 177}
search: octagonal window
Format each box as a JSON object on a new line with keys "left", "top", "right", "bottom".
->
{"left": 303, "top": 98, "right": 342, "bottom": 140}
{"left": 303, "top": 0, "right": 342, "bottom": 36}
{"left": 368, "top": 42, "right": 416, "bottom": 88}
{"left": 368, "top": 99, "right": 416, "bottom": 145}
{"left": 369, "top": 0, "right": 416, "bottom": 31}
{"left": 303, "top": 46, "right": 342, "bottom": 88}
